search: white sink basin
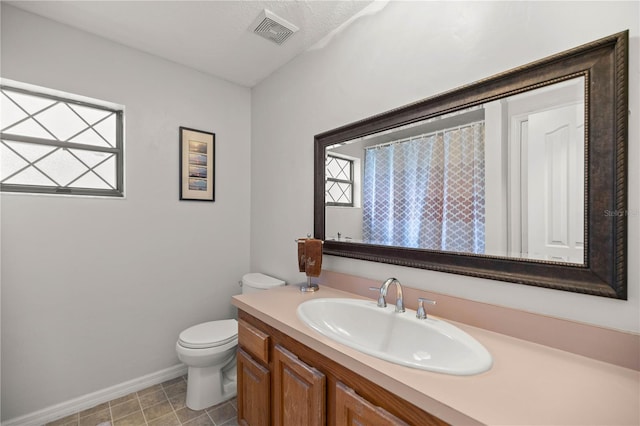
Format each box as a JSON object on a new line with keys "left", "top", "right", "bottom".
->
{"left": 297, "top": 298, "right": 492, "bottom": 375}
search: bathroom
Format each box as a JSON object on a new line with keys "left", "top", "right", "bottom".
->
{"left": 1, "top": 1, "right": 638, "bottom": 425}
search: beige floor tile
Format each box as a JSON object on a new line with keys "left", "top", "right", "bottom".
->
{"left": 228, "top": 398, "right": 237, "bottom": 410}
{"left": 143, "top": 400, "right": 174, "bottom": 422}
{"left": 167, "top": 391, "right": 187, "bottom": 411}
{"left": 147, "top": 412, "right": 180, "bottom": 426}
{"left": 113, "top": 410, "right": 146, "bottom": 426}
{"left": 207, "top": 398, "right": 235, "bottom": 410}
{"left": 174, "top": 406, "right": 206, "bottom": 424}
{"left": 45, "top": 379, "right": 245, "bottom": 426}
{"left": 137, "top": 383, "right": 163, "bottom": 396}
{"left": 78, "top": 408, "right": 111, "bottom": 426}
{"left": 206, "top": 402, "right": 236, "bottom": 425}
{"left": 109, "top": 392, "right": 137, "bottom": 407}
{"left": 79, "top": 403, "right": 109, "bottom": 419}
{"left": 110, "top": 399, "right": 142, "bottom": 421}
{"left": 161, "top": 376, "right": 185, "bottom": 389}
{"left": 163, "top": 381, "right": 187, "bottom": 398}
{"left": 182, "top": 414, "right": 214, "bottom": 426}
{"left": 139, "top": 390, "right": 168, "bottom": 409}
{"left": 46, "top": 412, "right": 79, "bottom": 426}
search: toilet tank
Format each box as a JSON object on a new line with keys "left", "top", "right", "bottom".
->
{"left": 241, "top": 273, "right": 286, "bottom": 294}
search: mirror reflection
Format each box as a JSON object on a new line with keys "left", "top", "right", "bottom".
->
{"left": 325, "top": 77, "right": 585, "bottom": 264}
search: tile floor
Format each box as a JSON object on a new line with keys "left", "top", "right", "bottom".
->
{"left": 44, "top": 376, "right": 238, "bottom": 426}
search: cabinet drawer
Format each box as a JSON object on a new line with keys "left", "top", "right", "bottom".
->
{"left": 238, "top": 319, "right": 270, "bottom": 364}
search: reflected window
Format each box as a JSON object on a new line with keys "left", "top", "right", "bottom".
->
{"left": 325, "top": 154, "right": 354, "bottom": 206}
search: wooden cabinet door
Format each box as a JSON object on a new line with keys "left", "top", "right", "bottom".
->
{"left": 237, "top": 349, "right": 270, "bottom": 426}
{"left": 273, "top": 344, "right": 326, "bottom": 426}
{"left": 336, "top": 382, "right": 409, "bottom": 426}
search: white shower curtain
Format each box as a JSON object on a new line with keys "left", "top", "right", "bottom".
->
{"left": 362, "top": 122, "right": 485, "bottom": 254}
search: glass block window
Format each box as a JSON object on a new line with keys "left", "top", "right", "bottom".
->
{"left": 325, "top": 154, "right": 354, "bottom": 206}
{"left": 1, "top": 85, "right": 124, "bottom": 197}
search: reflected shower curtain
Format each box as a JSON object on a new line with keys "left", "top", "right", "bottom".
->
{"left": 362, "top": 122, "right": 485, "bottom": 254}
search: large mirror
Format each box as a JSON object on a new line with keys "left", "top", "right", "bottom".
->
{"left": 314, "top": 31, "right": 628, "bottom": 299}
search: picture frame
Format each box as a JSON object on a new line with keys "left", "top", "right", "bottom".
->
{"left": 179, "top": 127, "right": 215, "bottom": 201}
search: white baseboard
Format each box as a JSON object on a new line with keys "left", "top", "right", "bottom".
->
{"left": 2, "top": 364, "right": 187, "bottom": 426}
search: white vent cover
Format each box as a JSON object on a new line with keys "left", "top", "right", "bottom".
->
{"left": 252, "top": 9, "right": 299, "bottom": 45}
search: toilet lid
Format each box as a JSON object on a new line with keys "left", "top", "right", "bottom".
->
{"left": 178, "top": 319, "right": 238, "bottom": 349}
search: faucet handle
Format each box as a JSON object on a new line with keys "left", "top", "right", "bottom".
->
{"left": 368, "top": 286, "right": 386, "bottom": 308}
{"left": 416, "top": 297, "right": 436, "bottom": 319}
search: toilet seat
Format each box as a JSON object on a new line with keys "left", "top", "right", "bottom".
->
{"left": 178, "top": 319, "right": 238, "bottom": 349}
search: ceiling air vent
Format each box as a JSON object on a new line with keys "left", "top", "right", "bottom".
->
{"left": 252, "top": 9, "right": 299, "bottom": 45}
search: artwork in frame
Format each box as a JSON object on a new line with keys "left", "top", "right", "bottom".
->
{"left": 179, "top": 127, "right": 215, "bottom": 201}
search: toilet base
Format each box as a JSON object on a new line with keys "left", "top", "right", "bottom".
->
{"left": 185, "top": 364, "right": 237, "bottom": 410}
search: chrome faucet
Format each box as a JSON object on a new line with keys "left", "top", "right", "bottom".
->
{"left": 369, "top": 277, "right": 405, "bottom": 313}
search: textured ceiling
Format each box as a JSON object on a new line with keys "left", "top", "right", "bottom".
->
{"left": 6, "top": 1, "right": 374, "bottom": 87}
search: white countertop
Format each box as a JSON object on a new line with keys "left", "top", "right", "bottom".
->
{"left": 232, "top": 285, "right": 640, "bottom": 425}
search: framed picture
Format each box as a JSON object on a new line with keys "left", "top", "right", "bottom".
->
{"left": 179, "top": 127, "right": 215, "bottom": 201}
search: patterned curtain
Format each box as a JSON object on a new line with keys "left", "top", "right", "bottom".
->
{"left": 362, "top": 122, "right": 485, "bottom": 254}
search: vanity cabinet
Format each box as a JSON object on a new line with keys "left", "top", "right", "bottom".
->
{"left": 273, "top": 345, "right": 326, "bottom": 425}
{"left": 237, "top": 349, "right": 270, "bottom": 426}
{"left": 237, "top": 311, "right": 448, "bottom": 426}
{"left": 237, "top": 320, "right": 271, "bottom": 426}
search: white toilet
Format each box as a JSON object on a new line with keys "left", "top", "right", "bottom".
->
{"left": 176, "top": 273, "right": 285, "bottom": 410}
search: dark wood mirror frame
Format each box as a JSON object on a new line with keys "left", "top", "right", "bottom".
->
{"left": 314, "top": 31, "right": 628, "bottom": 299}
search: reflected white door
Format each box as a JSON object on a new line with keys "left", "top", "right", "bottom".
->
{"left": 525, "top": 103, "right": 584, "bottom": 262}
